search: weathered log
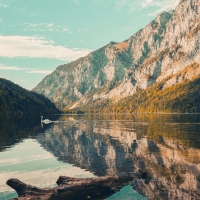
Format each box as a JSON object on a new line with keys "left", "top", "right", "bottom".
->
{"left": 7, "top": 172, "right": 144, "bottom": 200}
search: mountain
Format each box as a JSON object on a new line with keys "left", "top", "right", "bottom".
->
{"left": 0, "top": 78, "right": 60, "bottom": 115}
{"left": 33, "top": 0, "right": 200, "bottom": 112}
{"left": 72, "top": 72, "right": 200, "bottom": 113}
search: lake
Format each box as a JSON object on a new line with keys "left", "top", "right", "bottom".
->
{"left": 0, "top": 114, "right": 200, "bottom": 199}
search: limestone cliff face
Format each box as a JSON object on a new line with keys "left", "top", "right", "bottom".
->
{"left": 33, "top": 0, "right": 200, "bottom": 109}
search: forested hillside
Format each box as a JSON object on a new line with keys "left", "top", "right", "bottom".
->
{"left": 66, "top": 75, "right": 200, "bottom": 114}
{"left": 0, "top": 78, "right": 60, "bottom": 116}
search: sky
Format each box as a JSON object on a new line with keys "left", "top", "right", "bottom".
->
{"left": 0, "top": 0, "right": 179, "bottom": 90}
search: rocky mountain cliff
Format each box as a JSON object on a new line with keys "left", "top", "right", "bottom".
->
{"left": 33, "top": 0, "right": 200, "bottom": 110}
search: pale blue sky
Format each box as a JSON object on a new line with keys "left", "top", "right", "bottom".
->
{"left": 0, "top": 0, "right": 179, "bottom": 90}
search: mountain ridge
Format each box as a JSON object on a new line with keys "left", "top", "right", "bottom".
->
{"left": 33, "top": 0, "right": 200, "bottom": 112}
{"left": 0, "top": 78, "right": 60, "bottom": 115}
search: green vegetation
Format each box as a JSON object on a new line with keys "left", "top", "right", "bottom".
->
{"left": 66, "top": 75, "right": 200, "bottom": 114}
{"left": 0, "top": 78, "right": 60, "bottom": 116}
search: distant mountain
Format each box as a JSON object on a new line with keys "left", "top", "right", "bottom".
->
{"left": 0, "top": 78, "right": 60, "bottom": 115}
{"left": 33, "top": 0, "right": 200, "bottom": 113}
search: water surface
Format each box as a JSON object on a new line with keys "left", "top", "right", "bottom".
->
{"left": 1, "top": 114, "right": 200, "bottom": 199}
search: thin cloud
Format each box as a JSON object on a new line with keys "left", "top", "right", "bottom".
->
{"left": 148, "top": 0, "right": 179, "bottom": 16}
{"left": 142, "top": 0, "right": 155, "bottom": 7}
{"left": 115, "top": 0, "right": 179, "bottom": 14}
{"left": 0, "top": 35, "right": 92, "bottom": 61}
{"left": 0, "top": 65, "right": 34, "bottom": 71}
{"left": 0, "top": 65, "right": 53, "bottom": 75}
{"left": 0, "top": 4, "right": 8, "bottom": 8}
{"left": 115, "top": 0, "right": 136, "bottom": 13}
{"left": 26, "top": 70, "right": 53, "bottom": 75}
{"left": 22, "top": 23, "right": 72, "bottom": 33}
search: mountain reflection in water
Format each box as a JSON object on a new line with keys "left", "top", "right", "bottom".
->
{"left": 36, "top": 114, "right": 200, "bottom": 200}
{"left": 0, "top": 114, "right": 200, "bottom": 199}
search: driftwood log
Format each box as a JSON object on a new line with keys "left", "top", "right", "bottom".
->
{"left": 7, "top": 172, "right": 146, "bottom": 200}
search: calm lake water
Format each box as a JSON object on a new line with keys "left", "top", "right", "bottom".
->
{"left": 1, "top": 114, "right": 200, "bottom": 200}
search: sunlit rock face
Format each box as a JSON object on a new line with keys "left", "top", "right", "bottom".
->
{"left": 36, "top": 115, "right": 200, "bottom": 200}
{"left": 33, "top": 0, "right": 200, "bottom": 110}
